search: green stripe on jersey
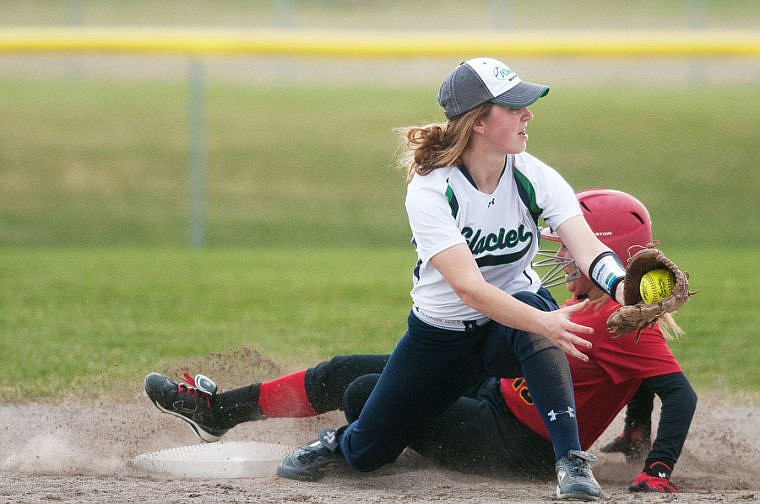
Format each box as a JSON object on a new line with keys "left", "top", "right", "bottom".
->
{"left": 445, "top": 183, "right": 459, "bottom": 218}
{"left": 512, "top": 168, "right": 542, "bottom": 224}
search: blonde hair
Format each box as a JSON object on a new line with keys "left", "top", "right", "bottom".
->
{"left": 586, "top": 291, "right": 684, "bottom": 340}
{"left": 396, "top": 103, "right": 493, "bottom": 182}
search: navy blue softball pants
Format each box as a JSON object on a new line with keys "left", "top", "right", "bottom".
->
{"left": 338, "top": 288, "right": 581, "bottom": 472}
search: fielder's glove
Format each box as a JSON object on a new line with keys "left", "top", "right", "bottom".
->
{"left": 607, "top": 245, "right": 694, "bottom": 336}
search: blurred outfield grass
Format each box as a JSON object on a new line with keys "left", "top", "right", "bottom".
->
{"left": 1, "top": 78, "right": 759, "bottom": 402}
{"left": 1, "top": 80, "right": 759, "bottom": 248}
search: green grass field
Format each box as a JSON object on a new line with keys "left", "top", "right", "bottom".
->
{"left": 2, "top": 77, "right": 759, "bottom": 403}
{"left": 1, "top": 246, "right": 757, "bottom": 402}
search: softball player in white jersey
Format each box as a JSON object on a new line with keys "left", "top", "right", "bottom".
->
{"left": 278, "top": 57, "right": 629, "bottom": 501}
{"left": 407, "top": 151, "right": 578, "bottom": 324}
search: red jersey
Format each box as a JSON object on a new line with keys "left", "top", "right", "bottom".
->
{"left": 500, "top": 297, "right": 682, "bottom": 449}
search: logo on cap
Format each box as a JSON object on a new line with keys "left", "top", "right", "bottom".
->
{"left": 493, "top": 66, "right": 516, "bottom": 81}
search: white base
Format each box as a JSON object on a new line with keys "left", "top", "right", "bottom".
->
{"left": 132, "top": 441, "right": 295, "bottom": 479}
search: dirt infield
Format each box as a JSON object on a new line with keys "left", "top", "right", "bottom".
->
{"left": 1, "top": 354, "right": 758, "bottom": 503}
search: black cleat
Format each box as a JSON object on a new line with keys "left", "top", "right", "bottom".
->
{"left": 277, "top": 429, "right": 343, "bottom": 481}
{"left": 144, "top": 372, "right": 228, "bottom": 443}
{"left": 555, "top": 450, "right": 602, "bottom": 501}
{"left": 600, "top": 423, "right": 651, "bottom": 464}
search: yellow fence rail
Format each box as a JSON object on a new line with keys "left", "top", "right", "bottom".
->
{"left": 1, "top": 27, "right": 760, "bottom": 57}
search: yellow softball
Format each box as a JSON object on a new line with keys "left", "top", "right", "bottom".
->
{"left": 639, "top": 268, "right": 676, "bottom": 304}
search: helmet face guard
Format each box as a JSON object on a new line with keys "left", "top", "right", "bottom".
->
{"left": 534, "top": 249, "right": 579, "bottom": 289}
{"left": 534, "top": 189, "right": 653, "bottom": 289}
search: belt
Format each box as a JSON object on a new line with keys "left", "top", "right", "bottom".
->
{"left": 412, "top": 305, "right": 491, "bottom": 331}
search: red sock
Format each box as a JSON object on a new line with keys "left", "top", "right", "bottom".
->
{"left": 257, "top": 369, "right": 318, "bottom": 418}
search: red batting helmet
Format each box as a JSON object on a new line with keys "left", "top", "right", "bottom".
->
{"left": 542, "top": 189, "right": 652, "bottom": 267}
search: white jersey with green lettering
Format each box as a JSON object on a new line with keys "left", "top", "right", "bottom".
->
{"left": 405, "top": 151, "right": 581, "bottom": 322}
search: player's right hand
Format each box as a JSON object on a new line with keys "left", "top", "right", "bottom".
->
{"left": 539, "top": 299, "right": 593, "bottom": 362}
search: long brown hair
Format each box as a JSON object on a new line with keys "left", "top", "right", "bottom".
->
{"left": 396, "top": 103, "right": 493, "bottom": 182}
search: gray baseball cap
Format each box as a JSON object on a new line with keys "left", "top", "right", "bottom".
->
{"left": 437, "top": 57, "right": 550, "bottom": 120}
